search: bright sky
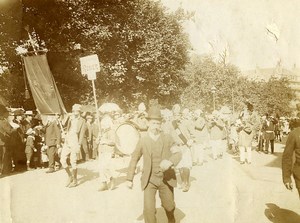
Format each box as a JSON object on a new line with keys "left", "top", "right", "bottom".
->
{"left": 160, "top": 0, "right": 300, "bottom": 71}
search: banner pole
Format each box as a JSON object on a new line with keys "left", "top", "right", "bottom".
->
{"left": 91, "top": 79, "right": 101, "bottom": 134}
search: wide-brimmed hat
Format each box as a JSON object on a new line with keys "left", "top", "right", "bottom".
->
{"left": 146, "top": 106, "right": 162, "bottom": 121}
{"left": 14, "top": 109, "right": 24, "bottom": 116}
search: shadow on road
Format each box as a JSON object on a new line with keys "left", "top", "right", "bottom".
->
{"left": 0, "top": 163, "right": 31, "bottom": 179}
{"left": 265, "top": 203, "right": 300, "bottom": 223}
{"left": 136, "top": 207, "right": 185, "bottom": 223}
{"left": 264, "top": 152, "right": 282, "bottom": 169}
{"left": 77, "top": 168, "right": 99, "bottom": 185}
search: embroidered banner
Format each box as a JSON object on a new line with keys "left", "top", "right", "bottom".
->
{"left": 23, "top": 54, "right": 66, "bottom": 115}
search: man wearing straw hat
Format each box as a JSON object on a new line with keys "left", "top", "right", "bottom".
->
{"left": 127, "top": 105, "right": 181, "bottom": 223}
{"left": 60, "top": 104, "right": 86, "bottom": 188}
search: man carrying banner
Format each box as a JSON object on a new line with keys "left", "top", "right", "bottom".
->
{"left": 60, "top": 104, "right": 86, "bottom": 188}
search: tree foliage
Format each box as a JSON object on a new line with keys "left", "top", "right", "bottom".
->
{"left": 181, "top": 55, "right": 295, "bottom": 116}
{"left": 0, "top": 0, "right": 26, "bottom": 107}
{"left": 14, "top": 0, "right": 189, "bottom": 111}
{"left": 0, "top": 1, "right": 295, "bottom": 115}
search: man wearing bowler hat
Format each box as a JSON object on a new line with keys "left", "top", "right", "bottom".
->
{"left": 127, "top": 105, "right": 182, "bottom": 223}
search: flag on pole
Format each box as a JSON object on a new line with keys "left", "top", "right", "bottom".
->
{"left": 22, "top": 54, "right": 66, "bottom": 115}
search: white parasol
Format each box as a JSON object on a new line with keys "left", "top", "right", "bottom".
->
{"left": 98, "top": 103, "right": 121, "bottom": 113}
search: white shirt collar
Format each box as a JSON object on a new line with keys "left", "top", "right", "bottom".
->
{"left": 148, "top": 132, "right": 160, "bottom": 141}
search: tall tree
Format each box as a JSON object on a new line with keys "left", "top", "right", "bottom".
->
{"left": 181, "top": 55, "right": 295, "bottom": 116}
{"left": 0, "top": 0, "right": 25, "bottom": 107}
{"left": 17, "top": 0, "right": 190, "bottom": 110}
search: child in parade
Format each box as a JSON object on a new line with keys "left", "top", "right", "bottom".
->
{"left": 25, "top": 128, "right": 37, "bottom": 171}
{"left": 41, "top": 144, "right": 49, "bottom": 168}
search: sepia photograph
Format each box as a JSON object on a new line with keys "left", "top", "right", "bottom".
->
{"left": 1, "top": 0, "right": 300, "bottom": 222}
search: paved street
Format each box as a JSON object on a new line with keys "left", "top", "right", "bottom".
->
{"left": 1, "top": 143, "right": 300, "bottom": 223}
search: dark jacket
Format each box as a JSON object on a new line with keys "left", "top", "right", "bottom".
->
{"left": 282, "top": 127, "right": 300, "bottom": 184}
{"left": 127, "top": 132, "right": 181, "bottom": 190}
{"left": 44, "top": 121, "right": 61, "bottom": 147}
{"left": 0, "top": 118, "right": 14, "bottom": 146}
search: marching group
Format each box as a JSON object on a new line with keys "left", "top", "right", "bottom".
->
{"left": 0, "top": 101, "right": 292, "bottom": 183}
{"left": 1, "top": 101, "right": 299, "bottom": 222}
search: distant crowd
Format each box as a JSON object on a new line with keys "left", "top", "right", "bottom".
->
{"left": 1, "top": 101, "right": 296, "bottom": 176}
{"left": 0, "top": 102, "right": 297, "bottom": 188}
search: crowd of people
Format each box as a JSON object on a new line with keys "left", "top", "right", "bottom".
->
{"left": 0, "top": 101, "right": 294, "bottom": 179}
{"left": 1, "top": 101, "right": 300, "bottom": 222}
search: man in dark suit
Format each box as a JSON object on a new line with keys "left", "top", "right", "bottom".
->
{"left": 0, "top": 105, "right": 14, "bottom": 175}
{"left": 282, "top": 125, "right": 300, "bottom": 197}
{"left": 262, "top": 114, "right": 277, "bottom": 154}
{"left": 127, "top": 105, "right": 182, "bottom": 223}
{"left": 44, "top": 114, "right": 61, "bottom": 173}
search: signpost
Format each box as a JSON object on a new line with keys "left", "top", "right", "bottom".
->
{"left": 80, "top": 54, "right": 101, "bottom": 131}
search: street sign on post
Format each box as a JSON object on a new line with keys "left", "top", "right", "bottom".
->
{"left": 80, "top": 54, "right": 100, "bottom": 80}
{"left": 79, "top": 54, "right": 101, "bottom": 133}
{"left": 86, "top": 72, "right": 97, "bottom": 80}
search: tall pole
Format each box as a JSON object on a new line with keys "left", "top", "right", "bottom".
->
{"left": 231, "top": 87, "right": 234, "bottom": 113}
{"left": 92, "top": 79, "right": 101, "bottom": 133}
{"left": 80, "top": 54, "right": 101, "bottom": 134}
{"left": 211, "top": 86, "right": 217, "bottom": 111}
{"left": 213, "top": 93, "right": 216, "bottom": 111}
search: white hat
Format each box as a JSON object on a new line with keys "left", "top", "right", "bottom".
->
{"left": 72, "top": 104, "right": 82, "bottom": 112}
{"left": 25, "top": 110, "right": 33, "bottom": 116}
{"left": 138, "top": 102, "right": 146, "bottom": 112}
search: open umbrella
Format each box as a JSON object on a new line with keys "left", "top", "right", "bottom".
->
{"left": 98, "top": 103, "right": 121, "bottom": 113}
